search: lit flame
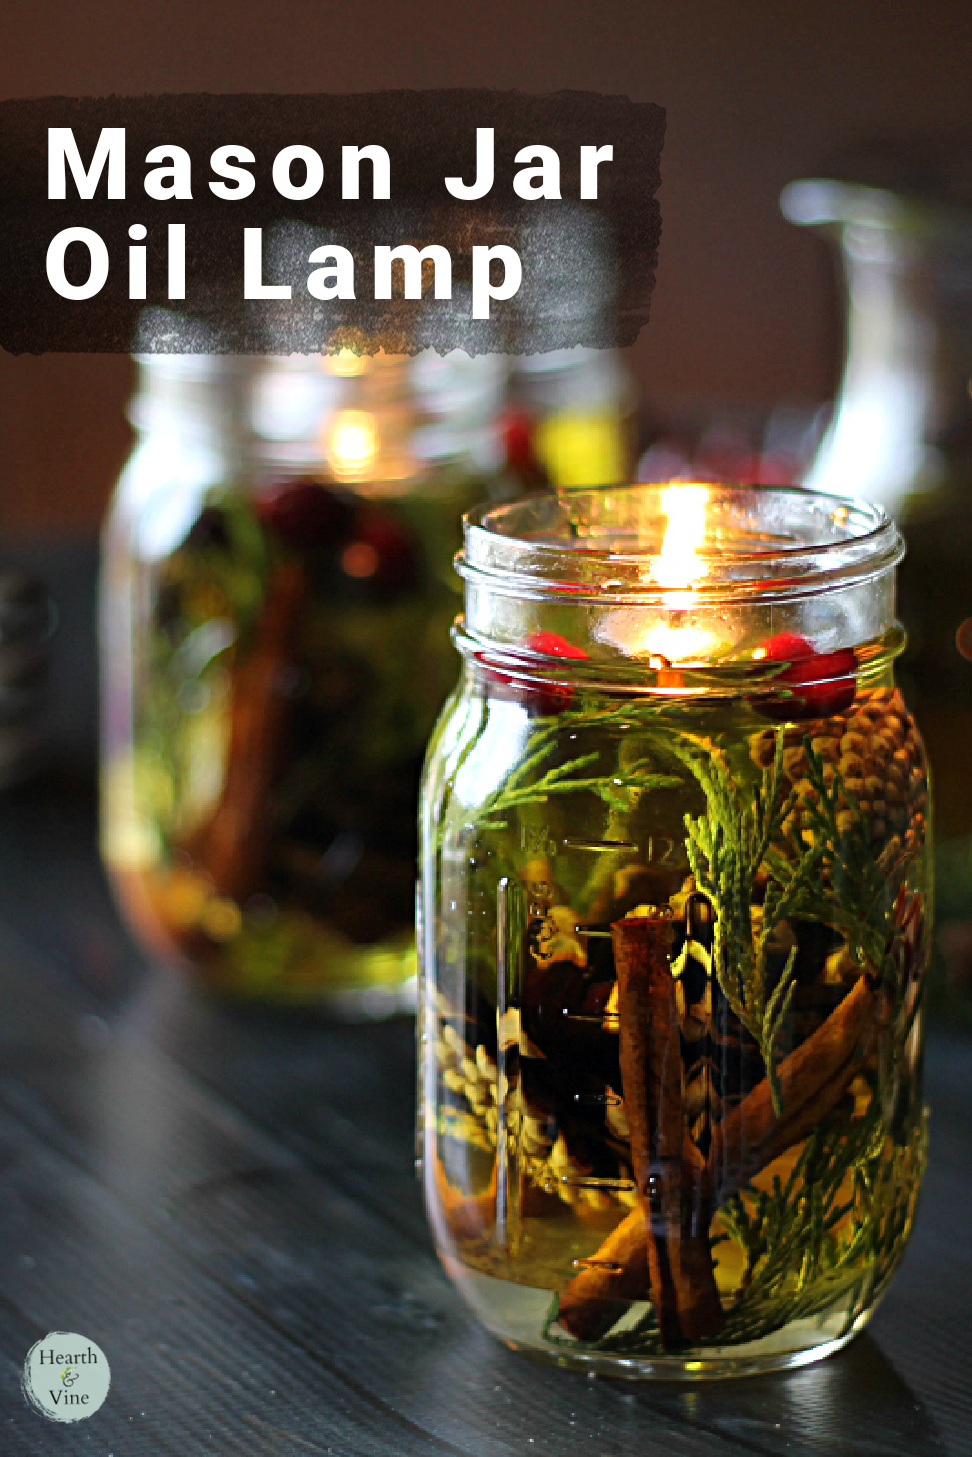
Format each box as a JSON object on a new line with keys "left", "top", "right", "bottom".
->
{"left": 328, "top": 409, "right": 378, "bottom": 482}
{"left": 651, "top": 484, "right": 709, "bottom": 590}
{"left": 642, "top": 484, "right": 714, "bottom": 662}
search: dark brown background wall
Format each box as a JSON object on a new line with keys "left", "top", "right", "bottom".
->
{"left": 3, "top": 0, "right": 972, "bottom": 537}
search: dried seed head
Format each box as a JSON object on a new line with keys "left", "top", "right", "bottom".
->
{"left": 442, "top": 1024, "right": 463, "bottom": 1055}
{"left": 476, "top": 1044, "right": 497, "bottom": 1081}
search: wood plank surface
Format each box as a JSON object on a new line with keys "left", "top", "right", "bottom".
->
{"left": 0, "top": 774, "right": 967, "bottom": 1456}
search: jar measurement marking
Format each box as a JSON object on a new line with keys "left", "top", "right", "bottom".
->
{"left": 494, "top": 876, "right": 514, "bottom": 1251}
{"left": 560, "top": 1175, "right": 637, "bottom": 1192}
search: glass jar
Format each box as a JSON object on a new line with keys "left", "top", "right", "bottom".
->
{"left": 101, "top": 340, "right": 481, "bottom": 1013}
{"left": 418, "top": 482, "right": 930, "bottom": 1377}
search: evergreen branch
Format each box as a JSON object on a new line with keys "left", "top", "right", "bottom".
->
{"left": 543, "top": 1100, "right": 924, "bottom": 1359}
{"left": 761, "top": 943, "right": 799, "bottom": 1115}
{"left": 475, "top": 751, "right": 601, "bottom": 827}
{"left": 473, "top": 714, "right": 681, "bottom": 833}
{"left": 497, "top": 728, "right": 563, "bottom": 795}
{"left": 712, "top": 1105, "right": 925, "bottom": 1349}
{"left": 593, "top": 770, "right": 681, "bottom": 814}
{"left": 675, "top": 729, "right": 809, "bottom": 1109}
{"left": 781, "top": 738, "right": 918, "bottom": 1008}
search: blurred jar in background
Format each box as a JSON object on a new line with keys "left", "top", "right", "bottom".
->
{"left": 101, "top": 318, "right": 494, "bottom": 1013}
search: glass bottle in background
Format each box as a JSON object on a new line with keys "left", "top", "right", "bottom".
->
{"left": 783, "top": 175, "right": 972, "bottom": 999}
{"left": 515, "top": 347, "right": 636, "bottom": 491}
{"left": 101, "top": 319, "right": 486, "bottom": 1013}
{"left": 509, "top": 204, "right": 638, "bottom": 493}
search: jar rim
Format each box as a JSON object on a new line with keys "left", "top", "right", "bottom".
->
{"left": 459, "top": 482, "right": 903, "bottom": 606}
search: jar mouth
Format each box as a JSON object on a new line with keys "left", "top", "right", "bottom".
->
{"left": 459, "top": 483, "right": 903, "bottom": 606}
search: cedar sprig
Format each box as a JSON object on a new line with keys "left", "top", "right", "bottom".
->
{"left": 676, "top": 730, "right": 824, "bottom": 1115}
{"left": 474, "top": 728, "right": 678, "bottom": 832}
{"left": 596, "top": 757, "right": 682, "bottom": 816}
{"left": 715, "top": 1104, "right": 925, "bottom": 1348}
{"left": 777, "top": 738, "right": 912, "bottom": 993}
{"left": 539, "top": 1104, "right": 925, "bottom": 1357}
{"left": 475, "top": 750, "right": 602, "bottom": 830}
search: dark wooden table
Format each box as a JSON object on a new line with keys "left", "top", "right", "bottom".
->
{"left": 0, "top": 772, "right": 969, "bottom": 1457}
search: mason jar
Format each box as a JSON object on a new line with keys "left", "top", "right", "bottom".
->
{"left": 101, "top": 342, "right": 479, "bottom": 1013}
{"left": 418, "top": 482, "right": 930, "bottom": 1377}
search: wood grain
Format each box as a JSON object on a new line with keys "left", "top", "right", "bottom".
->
{"left": 0, "top": 775, "right": 960, "bottom": 1456}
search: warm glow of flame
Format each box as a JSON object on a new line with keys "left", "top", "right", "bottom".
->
{"left": 639, "top": 621, "right": 716, "bottom": 663}
{"left": 638, "top": 484, "right": 715, "bottom": 662}
{"left": 651, "top": 484, "right": 709, "bottom": 590}
{"left": 326, "top": 348, "right": 369, "bottom": 377}
{"left": 329, "top": 409, "right": 378, "bottom": 481}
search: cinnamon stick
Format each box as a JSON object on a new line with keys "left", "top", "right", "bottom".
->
{"left": 559, "top": 915, "right": 723, "bottom": 1347}
{"left": 186, "top": 559, "right": 307, "bottom": 903}
{"left": 707, "top": 971, "right": 879, "bottom": 1204}
{"left": 555, "top": 1205, "right": 652, "bottom": 1341}
{"left": 557, "top": 969, "right": 881, "bottom": 1340}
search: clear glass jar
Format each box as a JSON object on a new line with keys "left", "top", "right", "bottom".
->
{"left": 101, "top": 342, "right": 480, "bottom": 1013}
{"left": 418, "top": 482, "right": 930, "bottom": 1377}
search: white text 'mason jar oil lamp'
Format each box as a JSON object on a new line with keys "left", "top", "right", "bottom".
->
{"left": 418, "top": 481, "right": 930, "bottom": 1378}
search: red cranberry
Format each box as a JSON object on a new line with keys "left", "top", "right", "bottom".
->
{"left": 481, "top": 630, "right": 588, "bottom": 716}
{"left": 758, "top": 631, "right": 857, "bottom": 720}
{"left": 526, "top": 631, "right": 589, "bottom": 662}
{"left": 255, "top": 478, "right": 355, "bottom": 548}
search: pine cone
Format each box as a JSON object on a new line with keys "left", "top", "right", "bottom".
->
{"left": 750, "top": 684, "right": 928, "bottom": 850}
